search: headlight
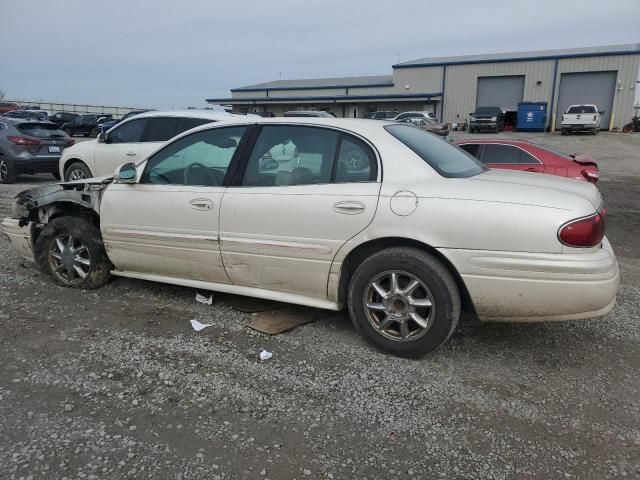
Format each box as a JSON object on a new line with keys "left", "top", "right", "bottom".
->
{"left": 490, "top": 116, "right": 497, "bottom": 121}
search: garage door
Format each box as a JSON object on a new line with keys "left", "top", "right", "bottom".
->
{"left": 476, "top": 76, "right": 525, "bottom": 111}
{"left": 556, "top": 71, "right": 616, "bottom": 129}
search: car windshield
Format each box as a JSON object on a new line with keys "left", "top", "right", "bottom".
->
{"left": 385, "top": 124, "right": 487, "bottom": 178}
{"left": 567, "top": 105, "right": 597, "bottom": 114}
{"left": 17, "top": 122, "right": 66, "bottom": 138}
{"left": 475, "top": 107, "right": 500, "bottom": 114}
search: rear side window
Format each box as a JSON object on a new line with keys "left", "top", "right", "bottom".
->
{"left": 335, "top": 136, "right": 377, "bottom": 183}
{"left": 385, "top": 124, "right": 486, "bottom": 178}
{"left": 480, "top": 144, "right": 540, "bottom": 164}
{"left": 143, "top": 117, "right": 180, "bottom": 142}
{"left": 177, "top": 117, "right": 214, "bottom": 134}
{"left": 109, "top": 118, "right": 148, "bottom": 144}
{"left": 17, "top": 123, "right": 65, "bottom": 138}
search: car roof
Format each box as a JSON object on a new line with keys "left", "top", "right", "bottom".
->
{"left": 127, "top": 109, "right": 243, "bottom": 121}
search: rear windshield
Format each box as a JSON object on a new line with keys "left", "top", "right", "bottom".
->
{"left": 385, "top": 124, "right": 487, "bottom": 178}
{"left": 535, "top": 143, "right": 573, "bottom": 160}
{"left": 567, "top": 105, "right": 596, "bottom": 114}
{"left": 17, "top": 123, "right": 66, "bottom": 138}
{"left": 475, "top": 107, "right": 500, "bottom": 114}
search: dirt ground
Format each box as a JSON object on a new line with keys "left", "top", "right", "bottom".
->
{"left": 0, "top": 131, "right": 639, "bottom": 479}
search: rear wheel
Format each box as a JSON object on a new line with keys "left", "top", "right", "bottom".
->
{"left": 35, "top": 217, "right": 112, "bottom": 289}
{"left": 347, "top": 247, "right": 461, "bottom": 357}
{"left": 0, "top": 156, "right": 16, "bottom": 184}
{"left": 64, "top": 128, "right": 72, "bottom": 136}
{"left": 90, "top": 128, "right": 99, "bottom": 137}
{"left": 64, "top": 161, "right": 92, "bottom": 181}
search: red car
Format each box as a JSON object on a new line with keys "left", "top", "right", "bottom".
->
{"left": 455, "top": 139, "right": 600, "bottom": 183}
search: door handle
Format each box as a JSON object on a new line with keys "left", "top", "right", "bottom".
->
{"left": 189, "top": 198, "right": 214, "bottom": 211}
{"left": 126, "top": 151, "right": 137, "bottom": 156}
{"left": 333, "top": 201, "right": 365, "bottom": 215}
{"left": 525, "top": 167, "right": 539, "bottom": 172}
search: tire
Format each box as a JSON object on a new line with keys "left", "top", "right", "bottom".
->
{"left": 347, "top": 247, "right": 461, "bottom": 357}
{"left": 64, "top": 128, "right": 72, "bottom": 136}
{"left": 0, "top": 155, "right": 17, "bottom": 184}
{"left": 64, "top": 161, "right": 92, "bottom": 181}
{"left": 35, "top": 216, "right": 112, "bottom": 289}
{"left": 592, "top": 128, "right": 599, "bottom": 135}
{"left": 561, "top": 129, "right": 568, "bottom": 136}
{"left": 52, "top": 172, "right": 61, "bottom": 180}
{"left": 90, "top": 128, "right": 99, "bottom": 138}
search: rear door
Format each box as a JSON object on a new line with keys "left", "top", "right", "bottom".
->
{"left": 219, "top": 124, "right": 381, "bottom": 299}
{"left": 93, "top": 118, "right": 148, "bottom": 176}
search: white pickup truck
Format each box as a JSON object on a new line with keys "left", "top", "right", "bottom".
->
{"left": 561, "top": 104, "right": 603, "bottom": 135}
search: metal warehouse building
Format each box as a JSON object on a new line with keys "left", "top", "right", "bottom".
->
{"left": 207, "top": 43, "right": 640, "bottom": 130}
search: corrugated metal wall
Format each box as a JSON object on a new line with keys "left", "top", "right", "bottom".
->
{"left": 442, "top": 60, "right": 555, "bottom": 124}
{"left": 554, "top": 54, "right": 640, "bottom": 129}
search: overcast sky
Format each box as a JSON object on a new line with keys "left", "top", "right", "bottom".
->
{"left": 1, "top": 0, "right": 638, "bottom": 108}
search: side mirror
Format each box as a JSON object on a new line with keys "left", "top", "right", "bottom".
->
{"left": 97, "top": 132, "right": 106, "bottom": 143}
{"left": 599, "top": 110, "right": 605, "bottom": 115}
{"left": 114, "top": 162, "right": 137, "bottom": 183}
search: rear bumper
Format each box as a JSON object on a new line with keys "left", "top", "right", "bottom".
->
{"left": 561, "top": 124, "right": 597, "bottom": 131}
{"left": 8, "top": 154, "right": 60, "bottom": 173}
{"left": 1, "top": 218, "right": 36, "bottom": 261}
{"left": 438, "top": 238, "right": 619, "bottom": 322}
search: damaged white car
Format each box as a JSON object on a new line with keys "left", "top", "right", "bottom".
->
{"left": 1, "top": 118, "right": 619, "bottom": 356}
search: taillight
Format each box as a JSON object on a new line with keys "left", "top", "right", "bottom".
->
{"left": 582, "top": 169, "right": 599, "bottom": 182}
{"left": 65, "top": 139, "right": 75, "bottom": 147}
{"left": 558, "top": 211, "right": 605, "bottom": 247}
{"left": 7, "top": 136, "right": 41, "bottom": 146}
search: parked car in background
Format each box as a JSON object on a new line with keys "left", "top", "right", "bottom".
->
{"left": 59, "top": 110, "right": 240, "bottom": 180}
{"left": 24, "top": 110, "right": 51, "bottom": 121}
{"left": 393, "top": 111, "right": 438, "bottom": 123}
{"left": 2, "top": 118, "right": 618, "bottom": 357}
{"left": 61, "top": 115, "right": 112, "bottom": 137}
{"left": 99, "top": 110, "right": 153, "bottom": 134}
{"left": 48, "top": 112, "right": 79, "bottom": 126}
{"left": 367, "top": 111, "right": 399, "bottom": 120}
{"left": 2, "top": 110, "right": 38, "bottom": 120}
{"left": 561, "top": 104, "right": 602, "bottom": 135}
{"left": 283, "top": 110, "right": 335, "bottom": 118}
{"left": 469, "top": 106, "right": 505, "bottom": 133}
{"left": 0, "top": 118, "right": 73, "bottom": 183}
{"left": 399, "top": 117, "right": 449, "bottom": 136}
{"left": 456, "top": 139, "right": 600, "bottom": 183}
{"left": 0, "top": 102, "right": 20, "bottom": 114}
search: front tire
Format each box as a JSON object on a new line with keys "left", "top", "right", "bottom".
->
{"left": 347, "top": 248, "right": 461, "bottom": 357}
{"left": 35, "top": 217, "right": 112, "bottom": 289}
{"left": 0, "top": 155, "right": 16, "bottom": 184}
{"left": 64, "top": 161, "right": 92, "bottom": 181}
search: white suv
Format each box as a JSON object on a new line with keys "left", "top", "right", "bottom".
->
{"left": 59, "top": 110, "right": 241, "bottom": 180}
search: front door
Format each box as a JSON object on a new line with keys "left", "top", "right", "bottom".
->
{"left": 219, "top": 124, "right": 381, "bottom": 299}
{"left": 100, "top": 125, "right": 249, "bottom": 283}
{"left": 94, "top": 118, "right": 149, "bottom": 177}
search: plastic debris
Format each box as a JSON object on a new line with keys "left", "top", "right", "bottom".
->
{"left": 195, "top": 293, "right": 213, "bottom": 305}
{"left": 259, "top": 349, "right": 273, "bottom": 361}
{"left": 190, "top": 319, "right": 212, "bottom": 331}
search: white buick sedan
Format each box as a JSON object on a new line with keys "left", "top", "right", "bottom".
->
{"left": 1, "top": 118, "right": 619, "bottom": 356}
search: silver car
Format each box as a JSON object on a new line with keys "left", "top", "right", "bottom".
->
{"left": 0, "top": 118, "right": 73, "bottom": 183}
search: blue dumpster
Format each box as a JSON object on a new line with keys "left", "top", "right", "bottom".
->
{"left": 517, "top": 102, "right": 547, "bottom": 131}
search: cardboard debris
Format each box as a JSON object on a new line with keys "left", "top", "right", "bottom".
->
{"left": 216, "top": 293, "right": 284, "bottom": 313}
{"left": 195, "top": 293, "right": 213, "bottom": 305}
{"left": 247, "top": 306, "right": 316, "bottom": 335}
{"left": 190, "top": 319, "right": 212, "bottom": 331}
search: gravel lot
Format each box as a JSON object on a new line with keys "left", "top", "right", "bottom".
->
{"left": 1, "top": 132, "right": 639, "bottom": 479}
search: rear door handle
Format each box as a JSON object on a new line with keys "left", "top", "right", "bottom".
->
{"left": 333, "top": 201, "right": 365, "bottom": 215}
{"left": 126, "top": 151, "right": 137, "bottom": 156}
{"left": 525, "top": 167, "right": 539, "bottom": 172}
{"left": 189, "top": 198, "right": 214, "bottom": 211}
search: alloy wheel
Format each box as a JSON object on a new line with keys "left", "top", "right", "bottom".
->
{"left": 67, "top": 168, "right": 88, "bottom": 181}
{"left": 48, "top": 235, "right": 91, "bottom": 285}
{"left": 363, "top": 270, "right": 435, "bottom": 342}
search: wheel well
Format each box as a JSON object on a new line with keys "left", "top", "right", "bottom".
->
{"left": 31, "top": 203, "right": 100, "bottom": 257}
{"left": 62, "top": 158, "right": 89, "bottom": 177}
{"left": 338, "top": 237, "right": 477, "bottom": 316}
